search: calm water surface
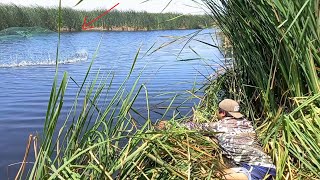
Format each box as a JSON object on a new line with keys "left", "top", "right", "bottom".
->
{"left": 0, "top": 29, "right": 222, "bottom": 178}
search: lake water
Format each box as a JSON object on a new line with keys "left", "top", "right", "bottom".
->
{"left": 0, "top": 29, "right": 222, "bottom": 178}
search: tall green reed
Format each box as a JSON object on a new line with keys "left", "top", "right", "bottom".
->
{"left": 202, "top": 0, "right": 320, "bottom": 179}
{"left": 24, "top": 39, "right": 224, "bottom": 179}
{"left": 0, "top": 3, "right": 213, "bottom": 32}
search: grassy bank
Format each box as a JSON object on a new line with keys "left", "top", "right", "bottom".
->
{"left": 0, "top": 4, "right": 213, "bottom": 32}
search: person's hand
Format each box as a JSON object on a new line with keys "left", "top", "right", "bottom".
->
{"left": 155, "top": 120, "right": 168, "bottom": 130}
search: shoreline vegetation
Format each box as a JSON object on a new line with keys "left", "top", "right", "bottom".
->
{"left": 201, "top": 0, "right": 320, "bottom": 179}
{"left": 0, "top": 4, "right": 214, "bottom": 32}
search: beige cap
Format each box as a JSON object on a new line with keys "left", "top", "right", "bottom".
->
{"left": 219, "top": 99, "right": 244, "bottom": 119}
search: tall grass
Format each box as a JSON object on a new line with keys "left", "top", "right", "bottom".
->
{"left": 0, "top": 4, "right": 213, "bottom": 31}
{"left": 10, "top": 1, "right": 226, "bottom": 179}
{"left": 202, "top": 0, "right": 320, "bottom": 179}
{"left": 18, "top": 39, "right": 225, "bottom": 180}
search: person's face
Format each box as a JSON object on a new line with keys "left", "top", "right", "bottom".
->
{"left": 217, "top": 108, "right": 226, "bottom": 120}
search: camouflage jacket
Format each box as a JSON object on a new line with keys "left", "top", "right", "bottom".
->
{"left": 182, "top": 117, "right": 275, "bottom": 167}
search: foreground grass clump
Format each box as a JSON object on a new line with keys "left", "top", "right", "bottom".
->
{"left": 202, "top": 0, "right": 320, "bottom": 179}
{"left": 0, "top": 4, "right": 213, "bottom": 31}
{"left": 14, "top": 48, "right": 224, "bottom": 179}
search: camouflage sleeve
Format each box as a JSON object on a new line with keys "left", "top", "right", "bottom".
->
{"left": 181, "top": 121, "right": 219, "bottom": 131}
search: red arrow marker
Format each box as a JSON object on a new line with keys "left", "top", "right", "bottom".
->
{"left": 82, "top": 3, "right": 120, "bottom": 30}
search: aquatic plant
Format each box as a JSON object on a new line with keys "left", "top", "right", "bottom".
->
{"left": 16, "top": 33, "right": 224, "bottom": 180}
{"left": 202, "top": 0, "right": 320, "bottom": 179}
{"left": 12, "top": 1, "right": 224, "bottom": 179}
{"left": 0, "top": 4, "right": 213, "bottom": 32}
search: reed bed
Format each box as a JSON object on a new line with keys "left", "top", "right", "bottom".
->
{"left": 15, "top": 49, "right": 226, "bottom": 179}
{"left": 201, "top": 0, "right": 320, "bottom": 179}
{"left": 0, "top": 4, "right": 213, "bottom": 32}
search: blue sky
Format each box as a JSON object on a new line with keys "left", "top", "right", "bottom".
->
{"left": 0, "top": 0, "right": 205, "bottom": 14}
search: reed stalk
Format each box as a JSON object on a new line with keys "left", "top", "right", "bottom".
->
{"left": 202, "top": 0, "right": 320, "bottom": 179}
{"left": 0, "top": 3, "right": 213, "bottom": 32}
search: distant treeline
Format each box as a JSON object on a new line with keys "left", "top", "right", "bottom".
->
{"left": 0, "top": 4, "right": 214, "bottom": 31}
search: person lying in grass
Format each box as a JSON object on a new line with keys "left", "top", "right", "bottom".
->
{"left": 157, "top": 99, "right": 276, "bottom": 180}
